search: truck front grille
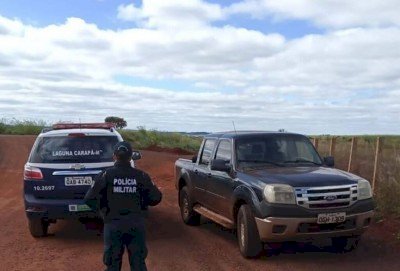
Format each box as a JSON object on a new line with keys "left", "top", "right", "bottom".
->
{"left": 295, "top": 184, "right": 358, "bottom": 209}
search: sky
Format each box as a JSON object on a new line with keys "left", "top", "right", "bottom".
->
{"left": 0, "top": 0, "right": 399, "bottom": 134}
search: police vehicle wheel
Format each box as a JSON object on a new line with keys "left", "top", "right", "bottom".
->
{"left": 237, "top": 205, "right": 262, "bottom": 258}
{"left": 28, "top": 218, "right": 49, "bottom": 238}
{"left": 179, "top": 187, "right": 200, "bottom": 226}
{"left": 331, "top": 236, "right": 360, "bottom": 253}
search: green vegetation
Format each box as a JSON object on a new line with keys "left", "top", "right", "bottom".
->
{"left": 120, "top": 127, "right": 201, "bottom": 153}
{"left": 0, "top": 120, "right": 202, "bottom": 152}
{"left": 104, "top": 116, "right": 127, "bottom": 129}
{"left": 0, "top": 119, "right": 46, "bottom": 135}
{"left": 310, "top": 135, "right": 400, "bottom": 146}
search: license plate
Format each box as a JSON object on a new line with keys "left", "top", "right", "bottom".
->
{"left": 317, "top": 212, "right": 346, "bottom": 224}
{"left": 65, "top": 176, "right": 93, "bottom": 186}
{"left": 69, "top": 204, "right": 92, "bottom": 212}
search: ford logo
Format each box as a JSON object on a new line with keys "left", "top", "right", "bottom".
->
{"left": 324, "top": 195, "right": 337, "bottom": 201}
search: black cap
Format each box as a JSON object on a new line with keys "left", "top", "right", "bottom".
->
{"left": 113, "top": 141, "right": 133, "bottom": 160}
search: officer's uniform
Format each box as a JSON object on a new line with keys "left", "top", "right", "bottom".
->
{"left": 85, "top": 142, "right": 162, "bottom": 271}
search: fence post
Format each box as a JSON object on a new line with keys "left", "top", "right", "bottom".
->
{"left": 347, "top": 137, "right": 357, "bottom": 172}
{"left": 313, "top": 138, "right": 319, "bottom": 151}
{"left": 329, "top": 137, "right": 336, "bottom": 156}
{"left": 372, "top": 137, "right": 382, "bottom": 193}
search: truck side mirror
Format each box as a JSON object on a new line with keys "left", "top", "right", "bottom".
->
{"left": 132, "top": 150, "right": 142, "bottom": 161}
{"left": 324, "top": 156, "right": 334, "bottom": 167}
{"left": 191, "top": 155, "right": 197, "bottom": 163}
{"left": 210, "top": 159, "right": 231, "bottom": 172}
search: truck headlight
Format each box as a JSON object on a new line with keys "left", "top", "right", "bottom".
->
{"left": 263, "top": 184, "right": 296, "bottom": 204}
{"left": 358, "top": 179, "right": 372, "bottom": 200}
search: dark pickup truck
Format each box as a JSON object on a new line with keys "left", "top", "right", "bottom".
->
{"left": 175, "top": 131, "right": 374, "bottom": 257}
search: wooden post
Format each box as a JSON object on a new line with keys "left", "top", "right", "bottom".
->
{"left": 313, "top": 138, "right": 319, "bottom": 151}
{"left": 372, "top": 137, "right": 382, "bottom": 193}
{"left": 347, "top": 137, "right": 357, "bottom": 172}
{"left": 329, "top": 137, "right": 336, "bottom": 156}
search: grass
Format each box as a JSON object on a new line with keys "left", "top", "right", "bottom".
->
{"left": 311, "top": 135, "right": 400, "bottom": 217}
{"left": 0, "top": 119, "right": 46, "bottom": 135}
{"left": 120, "top": 127, "right": 201, "bottom": 153}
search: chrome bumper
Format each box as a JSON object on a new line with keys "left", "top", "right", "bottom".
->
{"left": 255, "top": 210, "right": 374, "bottom": 242}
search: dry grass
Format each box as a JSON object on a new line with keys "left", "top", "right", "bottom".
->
{"left": 312, "top": 136, "right": 400, "bottom": 217}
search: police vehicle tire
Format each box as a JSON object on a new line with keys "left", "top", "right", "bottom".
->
{"left": 237, "top": 204, "right": 263, "bottom": 258}
{"left": 331, "top": 236, "right": 360, "bottom": 253}
{"left": 179, "top": 186, "right": 200, "bottom": 226}
{"left": 28, "top": 218, "right": 49, "bottom": 238}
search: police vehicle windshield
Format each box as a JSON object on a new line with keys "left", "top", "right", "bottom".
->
{"left": 30, "top": 136, "right": 119, "bottom": 163}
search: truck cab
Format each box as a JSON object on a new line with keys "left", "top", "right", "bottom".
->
{"left": 175, "top": 131, "right": 374, "bottom": 257}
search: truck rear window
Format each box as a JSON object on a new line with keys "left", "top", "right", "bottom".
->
{"left": 29, "top": 136, "right": 119, "bottom": 163}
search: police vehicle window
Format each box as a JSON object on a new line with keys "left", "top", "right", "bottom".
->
{"left": 200, "top": 139, "right": 216, "bottom": 165}
{"left": 30, "top": 136, "right": 119, "bottom": 163}
{"left": 215, "top": 140, "right": 231, "bottom": 162}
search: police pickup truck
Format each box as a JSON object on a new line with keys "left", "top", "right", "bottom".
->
{"left": 23, "top": 123, "right": 141, "bottom": 237}
{"left": 175, "top": 131, "right": 374, "bottom": 257}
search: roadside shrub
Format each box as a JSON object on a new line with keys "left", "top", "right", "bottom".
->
{"left": 0, "top": 119, "right": 46, "bottom": 135}
{"left": 119, "top": 127, "right": 202, "bottom": 153}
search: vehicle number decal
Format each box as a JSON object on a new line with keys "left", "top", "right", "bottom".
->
{"left": 65, "top": 176, "right": 93, "bottom": 186}
{"left": 33, "top": 185, "right": 55, "bottom": 191}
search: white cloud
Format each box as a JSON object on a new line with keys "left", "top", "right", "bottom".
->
{"left": 117, "top": 0, "right": 225, "bottom": 29}
{"left": 226, "top": 0, "right": 400, "bottom": 28}
{"left": 0, "top": 0, "right": 400, "bottom": 134}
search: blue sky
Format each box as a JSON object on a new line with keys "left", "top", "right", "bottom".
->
{"left": 0, "top": 0, "right": 399, "bottom": 134}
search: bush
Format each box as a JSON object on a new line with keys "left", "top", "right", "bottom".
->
{"left": 105, "top": 116, "right": 127, "bottom": 129}
{"left": 0, "top": 119, "right": 46, "bottom": 135}
{"left": 119, "top": 127, "right": 202, "bottom": 153}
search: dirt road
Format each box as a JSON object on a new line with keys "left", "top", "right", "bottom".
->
{"left": 0, "top": 135, "right": 398, "bottom": 271}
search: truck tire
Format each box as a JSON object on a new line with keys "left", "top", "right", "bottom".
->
{"left": 179, "top": 186, "right": 200, "bottom": 226}
{"left": 28, "top": 218, "right": 49, "bottom": 238}
{"left": 331, "top": 236, "right": 360, "bottom": 253}
{"left": 237, "top": 204, "right": 263, "bottom": 258}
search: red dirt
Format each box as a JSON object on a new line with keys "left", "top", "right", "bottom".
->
{"left": 144, "top": 145, "right": 195, "bottom": 155}
{"left": 0, "top": 135, "right": 399, "bottom": 271}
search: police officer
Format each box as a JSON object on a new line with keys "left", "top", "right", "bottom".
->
{"left": 85, "top": 141, "right": 162, "bottom": 271}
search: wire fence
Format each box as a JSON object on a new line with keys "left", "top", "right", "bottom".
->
{"left": 310, "top": 136, "right": 400, "bottom": 195}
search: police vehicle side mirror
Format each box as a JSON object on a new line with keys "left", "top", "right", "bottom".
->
{"left": 132, "top": 151, "right": 142, "bottom": 161}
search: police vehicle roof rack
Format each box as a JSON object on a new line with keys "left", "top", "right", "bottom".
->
{"left": 52, "top": 122, "right": 116, "bottom": 131}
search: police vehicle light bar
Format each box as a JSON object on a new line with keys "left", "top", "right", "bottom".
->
{"left": 52, "top": 122, "right": 116, "bottom": 130}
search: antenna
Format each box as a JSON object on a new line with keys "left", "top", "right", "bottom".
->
{"left": 232, "top": 121, "right": 237, "bottom": 134}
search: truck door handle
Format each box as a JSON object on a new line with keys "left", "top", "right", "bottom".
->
{"left": 194, "top": 169, "right": 199, "bottom": 174}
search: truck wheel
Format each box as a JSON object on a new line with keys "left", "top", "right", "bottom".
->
{"left": 179, "top": 187, "right": 200, "bottom": 226}
{"left": 331, "top": 236, "right": 360, "bottom": 253}
{"left": 237, "top": 205, "right": 263, "bottom": 258}
{"left": 28, "top": 218, "right": 49, "bottom": 238}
